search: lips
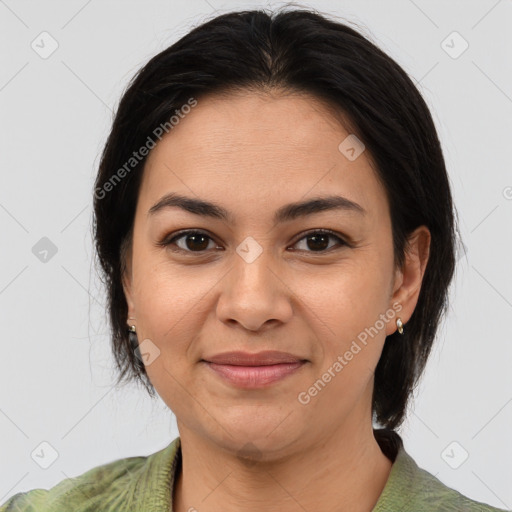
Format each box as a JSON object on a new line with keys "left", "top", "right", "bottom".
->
{"left": 201, "top": 351, "right": 308, "bottom": 388}
{"left": 202, "top": 350, "right": 306, "bottom": 366}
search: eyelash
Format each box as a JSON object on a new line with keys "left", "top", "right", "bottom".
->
{"left": 158, "top": 229, "right": 350, "bottom": 255}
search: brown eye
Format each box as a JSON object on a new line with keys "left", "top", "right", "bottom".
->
{"left": 162, "top": 230, "right": 217, "bottom": 253}
{"left": 292, "top": 230, "right": 347, "bottom": 253}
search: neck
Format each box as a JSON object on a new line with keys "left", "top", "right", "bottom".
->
{"left": 172, "top": 419, "right": 393, "bottom": 512}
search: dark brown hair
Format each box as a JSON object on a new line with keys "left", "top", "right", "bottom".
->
{"left": 92, "top": 7, "right": 458, "bottom": 430}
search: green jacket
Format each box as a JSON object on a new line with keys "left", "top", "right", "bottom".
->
{"left": 1, "top": 433, "right": 508, "bottom": 511}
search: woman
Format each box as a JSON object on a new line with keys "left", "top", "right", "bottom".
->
{"left": 1, "top": 7, "right": 507, "bottom": 512}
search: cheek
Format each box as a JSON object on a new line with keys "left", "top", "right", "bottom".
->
{"left": 296, "top": 261, "right": 394, "bottom": 403}
{"left": 294, "top": 268, "right": 391, "bottom": 415}
{"left": 131, "top": 243, "right": 209, "bottom": 324}
{"left": 301, "top": 258, "right": 392, "bottom": 336}
{"left": 130, "top": 252, "right": 220, "bottom": 372}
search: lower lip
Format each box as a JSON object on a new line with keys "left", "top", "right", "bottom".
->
{"left": 203, "top": 361, "right": 305, "bottom": 388}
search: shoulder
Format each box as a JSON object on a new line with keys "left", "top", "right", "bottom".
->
{"left": 374, "top": 440, "right": 509, "bottom": 512}
{"left": 0, "top": 455, "right": 146, "bottom": 512}
{"left": 407, "top": 462, "right": 508, "bottom": 511}
{"left": 418, "top": 466, "right": 508, "bottom": 511}
{"left": 0, "top": 438, "right": 181, "bottom": 512}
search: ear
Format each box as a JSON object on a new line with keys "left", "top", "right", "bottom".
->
{"left": 386, "top": 225, "right": 431, "bottom": 335}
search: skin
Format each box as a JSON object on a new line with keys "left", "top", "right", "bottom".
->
{"left": 122, "top": 90, "right": 431, "bottom": 512}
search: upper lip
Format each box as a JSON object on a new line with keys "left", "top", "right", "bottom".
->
{"left": 202, "top": 350, "right": 306, "bottom": 366}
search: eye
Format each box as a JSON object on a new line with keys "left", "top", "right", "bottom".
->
{"left": 290, "top": 229, "right": 348, "bottom": 253}
{"left": 161, "top": 230, "right": 220, "bottom": 253}
{"left": 159, "top": 228, "right": 348, "bottom": 254}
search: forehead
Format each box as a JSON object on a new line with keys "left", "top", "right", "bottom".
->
{"left": 138, "top": 91, "right": 387, "bottom": 224}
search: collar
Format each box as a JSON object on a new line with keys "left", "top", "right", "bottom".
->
{"left": 129, "top": 430, "right": 452, "bottom": 511}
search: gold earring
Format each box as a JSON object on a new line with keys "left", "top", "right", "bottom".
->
{"left": 127, "top": 317, "right": 143, "bottom": 368}
{"left": 396, "top": 318, "right": 404, "bottom": 335}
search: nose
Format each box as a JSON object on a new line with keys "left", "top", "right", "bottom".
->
{"left": 215, "top": 249, "right": 294, "bottom": 332}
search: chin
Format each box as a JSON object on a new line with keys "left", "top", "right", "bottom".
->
{"left": 209, "top": 418, "right": 304, "bottom": 460}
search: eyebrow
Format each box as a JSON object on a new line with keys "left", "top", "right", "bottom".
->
{"left": 147, "top": 192, "right": 365, "bottom": 224}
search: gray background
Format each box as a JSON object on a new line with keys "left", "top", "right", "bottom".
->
{"left": 0, "top": 0, "right": 511, "bottom": 508}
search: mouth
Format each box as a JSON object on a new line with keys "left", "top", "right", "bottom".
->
{"left": 201, "top": 351, "right": 308, "bottom": 389}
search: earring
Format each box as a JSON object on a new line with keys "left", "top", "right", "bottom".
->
{"left": 128, "top": 324, "right": 145, "bottom": 370}
{"left": 396, "top": 318, "right": 404, "bottom": 335}
{"left": 128, "top": 324, "right": 138, "bottom": 349}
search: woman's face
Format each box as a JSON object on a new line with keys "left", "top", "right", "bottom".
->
{"left": 123, "top": 90, "right": 428, "bottom": 459}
